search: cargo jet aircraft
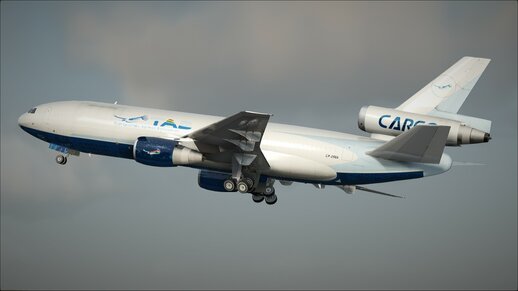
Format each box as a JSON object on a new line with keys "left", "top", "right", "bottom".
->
{"left": 18, "top": 57, "right": 492, "bottom": 205}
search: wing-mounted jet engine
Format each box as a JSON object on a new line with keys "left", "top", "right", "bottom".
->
{"left": 134, "top": 137, "right": 203, "bottom": 167}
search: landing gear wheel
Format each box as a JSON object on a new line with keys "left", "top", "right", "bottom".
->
{"left": 265, "top": 194, "right": 277, "bottom": 205}
{"left": 243, "top": 177, "right": 254, "bottom": 189}
{"left": 264, "top": 186, "right": 275, "bottom": 196}
{"left": 252, "top": 194, "right": 264, "bottom": 203}
{"left": 56, "top": 154, "right": 67, "bottom": 165}
{"left": 237, "top": 181, "right": 249, "bottom": 193}
{"left": 223, "top": 179, "right": 236, "bottom": 192}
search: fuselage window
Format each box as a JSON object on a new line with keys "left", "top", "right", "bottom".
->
{"left": 28, "top": 108, "right": 37, "bottom": 114}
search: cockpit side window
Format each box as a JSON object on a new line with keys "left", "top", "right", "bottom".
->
{"left": 28, "top": 108, "right": 37, "bottom": 114}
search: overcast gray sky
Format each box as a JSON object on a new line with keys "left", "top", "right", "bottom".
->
{"left": 1, "top": 1, "right": 516, "bottom": 289}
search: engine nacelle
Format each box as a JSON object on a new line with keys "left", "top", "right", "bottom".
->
{"left": 358, "top": 106, "right": 490, "bottom": 146}
{"left": 134, "top": 137, "right": 203, "bottom": 167}
{"left": 198, "top": 170, "right": 232, "bottom": 192}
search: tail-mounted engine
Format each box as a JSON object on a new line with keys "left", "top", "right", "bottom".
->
{"left": 358, "top": 106, "right": 490, "bottom": 146}
{"left": 133, "top": 137, "right": 203, "bottom": 167}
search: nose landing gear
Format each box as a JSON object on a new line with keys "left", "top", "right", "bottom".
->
{"left": 55, "top": 154, "right": 67, "bottom": 165}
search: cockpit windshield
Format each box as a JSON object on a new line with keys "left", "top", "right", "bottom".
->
{"left": 28, "top": 108, "right": 37, "bottom": 114}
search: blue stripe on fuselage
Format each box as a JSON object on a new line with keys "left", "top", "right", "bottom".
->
{"left": 336, "top": 171, "right": 423, "bottom": 184}
{"left": 19, "top": 126, "right": 134, "bottom": 159}
{"left": 264, "top": 171, "right": 423, "bottom": 185}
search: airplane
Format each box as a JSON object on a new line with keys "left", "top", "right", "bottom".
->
{"left": 18, "top": 56, "right": 492, "bottom": 205}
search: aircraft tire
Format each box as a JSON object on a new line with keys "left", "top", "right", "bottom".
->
{"left": 237, "top": 181, "right": 249, "bottom": 193}
{"left": 56, "top": 154, "right": 66, "bottom": 165}
{"left": 265, "top": 194, "right": 277, "bottom": 205}
{"left": 223, "top": 179, "right": 236, "bottom": 192}
{"left": 264, "top": 186, "right": 275, "bottom": 196}
{"left": 252, "top": 194, "right": 264, "bottom": 203}
{"left": 243, "top": 177, "right": 254, "bottom": 189}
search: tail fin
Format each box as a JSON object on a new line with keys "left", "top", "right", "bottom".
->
{"left": 396, "top": 56, "right": 491, "bottom": 133}
{"left": 397, "top": 57, "right": 490, "bottom": 114}
{"left": 367, "top": 125, "right": 450, "bottom": 164}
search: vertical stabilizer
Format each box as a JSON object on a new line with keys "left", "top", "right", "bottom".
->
{"left": 397, "top": 57, "right": 490, "bottom": 114}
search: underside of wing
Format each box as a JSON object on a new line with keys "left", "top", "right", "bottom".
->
{"left": 184, "top": 111, "right": 271, "bottom": 170}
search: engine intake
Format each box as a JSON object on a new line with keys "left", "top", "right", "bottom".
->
{"left": 134, "top": 137, "right": 203, "bottom": 167}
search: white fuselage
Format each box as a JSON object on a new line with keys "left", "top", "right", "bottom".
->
{"left": 18, "top": 101, "right": 452, "bottom": 185}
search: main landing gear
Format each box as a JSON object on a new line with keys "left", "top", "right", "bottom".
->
{"left": 223, "top": 177, "right": 277, "bottom": 205}
{"left": 223, "top": 178, "right": 255, "bottom": 193}
{"left": 225, "top": 153, "right": 277, "bottom": 204}
{"left": 254, "top": 186, "right": 277, "bottom": 205}
{"left": 55, "top": 154, "right": 68, "bottom": 165}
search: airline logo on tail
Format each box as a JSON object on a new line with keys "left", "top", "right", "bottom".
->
{"left": 433, "top": 84, "right": 452, "bottom": 89}
{"left": 431, "top": 75, "right": 456, "bottom": 98}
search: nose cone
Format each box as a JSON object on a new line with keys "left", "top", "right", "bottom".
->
{"left": 18, "top": 113, "right": 30, "bottom": 128}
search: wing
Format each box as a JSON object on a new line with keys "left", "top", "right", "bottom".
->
{"left": 184, "top": 111, "right": 271, "bottom": 170}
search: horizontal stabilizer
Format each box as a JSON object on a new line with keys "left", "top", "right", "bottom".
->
{"left": 367, "top": 125, "right": 450, "bottom": 164}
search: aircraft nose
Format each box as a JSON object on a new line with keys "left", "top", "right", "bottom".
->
{"left": 18, "top": 113, "right": 29, "bottom": 128}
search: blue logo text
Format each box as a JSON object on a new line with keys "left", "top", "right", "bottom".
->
{"left": 378, "top": 115, "right": 436, "bottom": 131}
